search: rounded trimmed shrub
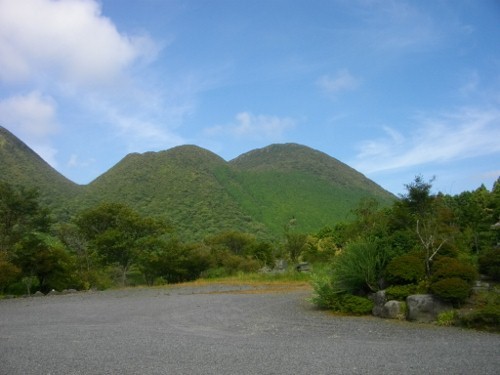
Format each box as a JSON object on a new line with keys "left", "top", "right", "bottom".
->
{"left": 385, "top": 284, "right": 417, "bottom": 301}
{"left": 385, "top": 254, "right": 425, "bottom": 284}
{"left": 338, "top": 294, "right": 374, "bottom": 315}
{"left": 431, "top": 257, "right": 477, "bottom": 284}
{"left": 430, "top": 277, "right": 471, "bottom": 305}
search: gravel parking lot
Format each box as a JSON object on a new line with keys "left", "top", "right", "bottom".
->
{"left": 1, "top": 284, "right": 499, "bottom": 375}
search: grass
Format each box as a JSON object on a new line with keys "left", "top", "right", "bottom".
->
{"left": 171, "top": 270, "right": 313, "bottom": 294}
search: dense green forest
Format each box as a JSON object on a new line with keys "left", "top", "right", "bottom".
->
{"left": 1, "top": 175, "right": 499, "bottom": 329}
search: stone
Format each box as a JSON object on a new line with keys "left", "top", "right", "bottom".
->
{"left": 32, "top": 291, "right": 44, "bottom": 297}
{"left": 382, "top": 300, "right": 406, "bottom": 319}
{"left": 370, "top": 290, "right": 387, "bottom": 317}
{"left": 61, "top": 289, "right": 78, "bottom": 294}
{"left": 295, "top": 262, "right": 311, "bottom": 272}
{"left": 406, "top": 294, "right": 453, "bottom": 323}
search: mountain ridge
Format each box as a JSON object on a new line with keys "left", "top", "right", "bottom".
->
{"left": 0, "top": 125, "right": 395, "bottom": 239}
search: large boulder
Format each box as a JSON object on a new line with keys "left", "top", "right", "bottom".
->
{"left": 406, "top": 294, "right": 452, "bottom": 323}
{"left": 370, "top": 290, "right": 387, "bottom": 317}
{"left": 382, "top": 300, "right": 406, "bottom": 319}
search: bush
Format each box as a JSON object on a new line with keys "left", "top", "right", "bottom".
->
{"left": 436, "top": 310, "right": 457, "bottom": 326}
{"left": 459, "top": 305, "right": 500, "bottom": 332}
{"left": 385, "top": 284, "right": 417, "bottom": 301}
{"left": 310, "top": 273, "right": 373, "bottom": 314}
{"left": 331, "top": 239, "right": 387, "bottom": 294}
{"left": 310, "top": 272, "right": 339, "bottom": 309}
{"left": 430, "top": 277, "right": 471, "bottom": 305}
{"left": 385, "top": 254, "right": 425, "bottom": 284}
{"left": 337, "top": 294, "right": 374, "bottom": 315}
{"left": 478, "top": 247, "right": 500, "bottom": 281}
{"left": 432, "top": 257, "right": 477, "bottom": 285}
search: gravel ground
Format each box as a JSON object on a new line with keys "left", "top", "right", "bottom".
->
{"left": 0, "top": 284, "right": 499, "bottom": 375}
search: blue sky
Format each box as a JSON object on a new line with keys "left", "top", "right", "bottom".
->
{"left": 0, "top": 0, "right": 499, "bottom": 195}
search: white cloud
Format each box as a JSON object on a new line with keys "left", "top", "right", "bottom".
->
{"left": 353, "top": 108, "right": 500, "bottom": 173}
{"left": 0, "top": 91, "right": 58, "bottom": 136}
{"left": 205, "top": 112, "right": 296, "bottom": 141}
{"left": 317, "top": 69, "right": 360, "bottom": 96}
{"left": 0, "top": 0, "right": 158, "bottom": 87}
{"left": 0, "top": 91, "right": 60, "bottom": 167}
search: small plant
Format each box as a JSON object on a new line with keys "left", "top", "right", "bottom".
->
{"left": 385, "top": 284, "right": 417, "bottom": 301}
{"left": 337, "top": 294, "right": 374, "bottom": 315}
{"left": 310, "top": 272, "right": 339, "bottom": 309}
{"left": 436, "top": 310, "right": 457, "bottom": 326}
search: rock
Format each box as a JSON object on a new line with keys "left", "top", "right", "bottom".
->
{"left": 32, "top": 291, "right": 44, "bottom": 297}
{"left": 406, "top": 294, "right": 453, "bottom": 323}
{"left": 61, "top": 289, "right": 78, "bottom": 294}
{"left": 382, "top": 300, "right": 406, "bottom": 319}
{"left": 47, "top": 289, "right": 60, "bottom": 296}
{"left": 472, "top": 280, "right": 490, "bottom": 293}
{"left": 295, "top": 262, "right": 310, "bottom": 272}
{"left": 370, "top": 290, "right": 387, "bottom": 317}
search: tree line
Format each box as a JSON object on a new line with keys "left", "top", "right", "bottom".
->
{"left": 0, "top": 176, "right": 499, "bottom": 301}
{"left": 310, "top": 176, "right": 500, "bottom": 317}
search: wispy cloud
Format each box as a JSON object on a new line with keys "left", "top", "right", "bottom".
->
{"left": 353, "top": 107, "right": 500, "bottom": 173}
{"left": 317, "top": 69, "right": 360, "bottom": 96}
{"left": 205, "top": 112, "right": 296, "bottom": 141}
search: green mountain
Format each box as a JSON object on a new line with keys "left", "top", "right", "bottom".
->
{"left": 227, "top": 143, "right": 395, "bottom": 234}
{"left": 77, "top": 145, "right": 268, "bottom": 239}
{"left": 0, "top": 126, "right": 81, "bottom": 208}
{"left": 0, "top": 126, "right": 395, "bottom": 240}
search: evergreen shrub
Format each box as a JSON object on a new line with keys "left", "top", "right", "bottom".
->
{"left": 430, "top": 277, "right": 470, "bottom": 305}
{"left": 385, "top": 284, "right": 417, "bottom": 301}
{"left": 459, "top": 305, "right": 500, "bottom": 332}
{"left": 431, "top": 257, "right": 477, "bottom": 284}
{"left": 385, "top": 254, "right": 425, "bottom": 284}
{"left": 478, "top": 247, "right": 500, "bottom": 281}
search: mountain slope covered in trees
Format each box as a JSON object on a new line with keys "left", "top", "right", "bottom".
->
{"left": 0, "top": 126, "right": 81, "bottom": 208}
{"left": 0, "top": 125, "right": 395, "bottom": 239}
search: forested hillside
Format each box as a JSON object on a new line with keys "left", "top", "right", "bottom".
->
{"left": 0, "top": 126, "right": 81, "bottom": 208}
{"left": 0, "top": 126, "right": 395, "bottom": 239}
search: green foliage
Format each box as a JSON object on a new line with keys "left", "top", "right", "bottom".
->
{"left": 385, "top": 284, "right": 417, "bottom": 301}
{"left": 283, "top": 230, "right": 307, "bottom": 263}
{"left": 431, "top": 257, "right": 477, "bottom": 284}
{"left": 74, "top": 202, "right": 166, "bottom": 285}
{"left": 478, "top": 247, "right": 500, "bottom": 281}
{"left": 385, "top": 254, "right": 425, "bottom": 284}
{"left": 430, "top": 277, "right": 471, "bottom": 305}
{"left": 331, "top": 239, "right": 387, "bottom": 294}
{"left": 13, "top": 232, "right": 76, "bottom": 293}
{"left": 436, "top": 310, "right": 457, "bottom": 327}
{"left": 310, "top": 271, "right": 339, "bottom": 309}
{"left": 337, "top": 294, "right": 374, "bottom": 315}
{"left": 0, "top": 126, "right": 80, "bottom": 214}
{"left": 310, "top": 272, "right": 373, "bottom": 314}
{"left": 459, "top": 305, "right": 500, "bottom": 332}
{"left": 0, "top": 252, "right": 21, "bottom": 292}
